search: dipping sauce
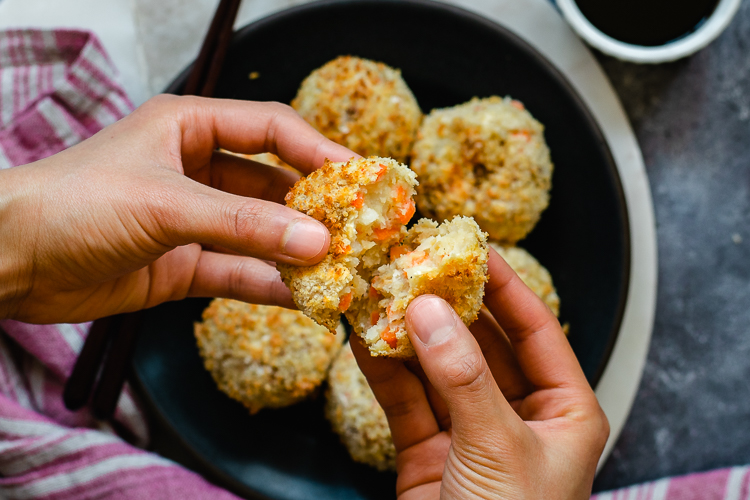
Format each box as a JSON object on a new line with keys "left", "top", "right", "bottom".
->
{"left": 574, "top": 0, "right": 720, "bottom": 46}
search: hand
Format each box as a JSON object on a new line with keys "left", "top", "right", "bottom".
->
{"left": 0, "top": 95, "right": 354, "bottom": 324}
{"left": 352, "top": 248, "right": 609, "bottom": 499}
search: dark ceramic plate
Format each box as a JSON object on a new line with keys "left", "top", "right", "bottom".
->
{"left": 131, "top": 1, "right": 630, "bottom": 499}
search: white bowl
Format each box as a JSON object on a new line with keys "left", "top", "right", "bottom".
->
{"left": 557, "top": 0, "right": 742, "bottom": 63}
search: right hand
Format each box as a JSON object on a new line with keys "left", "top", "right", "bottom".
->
{"left": 352, "top": 248, "right": 609, "bottom": 499}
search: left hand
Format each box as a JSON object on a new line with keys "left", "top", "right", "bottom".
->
{"left": 0, "top": 95, "right": 354, "bottom": 324}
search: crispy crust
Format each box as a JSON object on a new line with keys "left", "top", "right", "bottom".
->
{"left": 194, "top": 299, "right": 344, "bottom": 414}
{"left": 278, "top": 157, "right": 417, "bottom": 332}
{"left": 411, "top": 96, "right": 553, "bottom": 244}
{"left": 325, "top": 342, "right": 396, "bottom": 471}
{"left": 292, "top": 56, "right": 422, "bottom": 162}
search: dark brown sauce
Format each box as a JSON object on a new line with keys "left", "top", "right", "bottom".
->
{"left": 574, "top": 0, "right": 719, "bottom": 47}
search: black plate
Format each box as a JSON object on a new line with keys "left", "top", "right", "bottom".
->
{"left": 132, "top": 1, "right": 630, "bottom": 499}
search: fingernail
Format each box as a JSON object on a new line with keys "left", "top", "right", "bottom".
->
{"left": 409, "top": 296, "right": 456, "bottom": 346}
{"left": 282, "top": 219, "right": 328, "bottom": 261}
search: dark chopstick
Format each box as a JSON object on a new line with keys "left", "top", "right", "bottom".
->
{"left": 63, "top": 0, "right": 242, "bottom": 418}
{"left": 184, "top": 0, "right": 242, "bottom": 97}
{"left": 63, "top": 315, "right": 119, "bottom": 410}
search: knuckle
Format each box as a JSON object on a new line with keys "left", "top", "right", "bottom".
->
{"left": 442, "top": 350, "right": 489, "bottom": 394}
{"left": 231, "top": 200, "right": 270, "bottom": 241}
{"left": 227, "top": 259, "right": 251, "bottom": 299}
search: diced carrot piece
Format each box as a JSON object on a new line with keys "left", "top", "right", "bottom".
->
{"left": 372, "top": 226, "right": 400, "bottom": 241}
{"left": 334, "top": 242, "right": 351, "bottom": 255}
{"left": 351, "top": 192, "right": 364, "bottom": 209}
{"left": 370, "top": 310, "right": 380, "bottom": 326}
{"left": 399, "top": 199, "right": 416, "bottom": 224}
{"left": 511, "top": 130, "right": 531, "bottom": 141}
{"left": 380, "top": 326, "right": 398, "bottom": 349}
{"left": 390, "top": 245, "right": 409, "bottom": 260}
{"left": 338, "top": 291, "right": 353, "bottom": 312}
{"left": 409, "top": 251, "right": 428, "bottom": 266}
{"left": 368, "top": 286, "right": 382, "bottom": 300}
{"left": 375, "top": 163, "right": 388, "bottom": 181}
{"left": 510, "top": 99, "right": 525, "bottom": 110}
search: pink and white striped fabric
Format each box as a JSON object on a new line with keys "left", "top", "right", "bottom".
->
{"left": 0, "top": 26, "right": 747, "bottom": 500}
{"left": 592, "top": 466, "right": 750, "bottom": 500}
{"left": 0, "top": 28, "right": 240, "bottom": 500}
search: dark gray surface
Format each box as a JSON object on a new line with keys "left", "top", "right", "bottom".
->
{"left": 589, "top": 2, "right": 750, "bottom": 493}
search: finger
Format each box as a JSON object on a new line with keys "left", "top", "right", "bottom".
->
{"left": 190, "top": 150, "right": 301, "bottom": 204}
{"left": 470, "top": 307, "right": 533, "bottom": 402}
{"left": 187, "top": 251, "right": 294, "bottom": 308}
{"left": 405, "top": 295, "right": 519, "bottom": 439}
{"left": 350, "top": 338, "right": 440, "bottom": 452}
{"left": 142, "top": 95, "right": 357, "bottom": 175}
{"left": 145, "top": 173, "right": 330, "bottom": 265}
{"left": 484, "top": 247, "right": 588, "bottom": 391}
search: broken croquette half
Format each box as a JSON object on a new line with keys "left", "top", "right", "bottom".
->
{"left": 277, "top": 156, "right": 418, "bottom": 333}
{"left": 347, "top": 216, "right": 489, "bottom": 359}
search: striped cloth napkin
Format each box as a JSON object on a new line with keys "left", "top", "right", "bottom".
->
{"left": 0, "top": 27, "right": 747, "bottom": 500}
{"left": 0, "top": 28, "right": 240, "bottom": 500}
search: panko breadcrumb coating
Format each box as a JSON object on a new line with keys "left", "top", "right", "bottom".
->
{"left": 194, "top": 299, "right": 344, "bottom": 414}
{"left": 411, "top": 96, "right": 554, "bottom": 244}
{"left": 278, "top": 157, "right": 418, "bottom": 334}
{"left": 491, "top": 244, "right": 560, "bottom": 317}
{"left": 326, "top": 343, "right": 396, "bottom": 471}
{"left": 292, "top": 56, "right": 422, "bottom": 163}
{"left": 350, "top": 216, "right": 489, "bottom": 358}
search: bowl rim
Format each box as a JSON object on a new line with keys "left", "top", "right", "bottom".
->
{"left": 556, "top": 0, "right": 742, "bottom": 63}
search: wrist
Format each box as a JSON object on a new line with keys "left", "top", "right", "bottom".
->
{"left": 0, "top": 166, "right": 36, "bottom": 320}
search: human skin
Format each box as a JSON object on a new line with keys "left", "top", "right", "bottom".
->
{"left": 351, "top": 249, "right": 610, "bottom": 499}
{"left": 0, "top": 95, "right": 354, "bottom": 324}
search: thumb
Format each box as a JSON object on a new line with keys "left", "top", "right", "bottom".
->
{"left": 405, "top": 295, "right": 519, "bottom": 439}
{"left": 151, "top": 178, "right": 330, "bottom": 265}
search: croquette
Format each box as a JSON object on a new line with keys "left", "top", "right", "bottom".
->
{"left": 350, "top": 216, "right": 489, "bottom": 358}
{"left": 325, "top": 342, "right": 396, "bottom": 471}
{"left": 278, "top": 156, "right": 489, "bottom": 359}
{"left": 292, "top": 56, "right": 422, "bottom": 163}
{"left": 194, "top": 299, "right": 344, "bottom": 414}
{"left": 278, "top": 156, "right": 418, "bottom": 334}
{"left": 491, "top": 244, "right": 560, "bottom": 317}
{"left": 411, "top": 96, "right": 553, "bottom": 244}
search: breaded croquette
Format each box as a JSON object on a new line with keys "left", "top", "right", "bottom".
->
{"left": 292, "top": 56, "right": 422, "bottom": 163}
{"left": 279, "top": 157, "right": 489, "bottom": 358}
{"left": 411, "top": 96, "right": 553, "bottom": 244}
{"left": 278, "top": 157, "right": 418, "bottom": 333}
{"left": 491, "top": 244, "right": 560, "bottom": 317}
{"left": 325, "top": 342, "right": 396, "bottom": 471}
{"left": 194, "top": 299, "right": 344, "bottom": 414}
{"left": 350, "top": 217, "right": 489, "bottom": 358}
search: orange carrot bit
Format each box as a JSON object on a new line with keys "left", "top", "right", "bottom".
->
{"left": 390, "top": 245, "right": 409, "bottom": 261}
{"left": 399, "top": 199, "right": 416, "bottom": 224}
{"left": 511, "top": 130, "right": 532, "bottom": 141}
{"left": 351, "top": 192, "right": 364, "bottom": 209}
{"left": 408, "top": 250, "right": 428, "bottom": 266}
{"left": 510, "top": 99, "right": 525, "bottom": 110}
{"left": 394, "top": 186, "right": 416, "bottom": 224}
{"left": 368, "top": 285, "right": 382, "bottom": 300}
{"left": 372, "top": 225, "right": 400, "bottom": 242}
{"left": 380, "top": 326, "right": 398, "bottom": 349}
{"left": 370, "top": 310, "right": 380, "bottom": 326}
{"left": 375, "top": 163, "right": 388, "bottom": 181}
{"left": 338, "top": 291, "right": 353, "bottom": 312}
{"left": 334, "top": 242, "right": 351, "bottom": 255}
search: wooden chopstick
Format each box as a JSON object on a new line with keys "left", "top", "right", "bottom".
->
{"left": 64, "top": 0, "right": 242, "bottom": 419}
